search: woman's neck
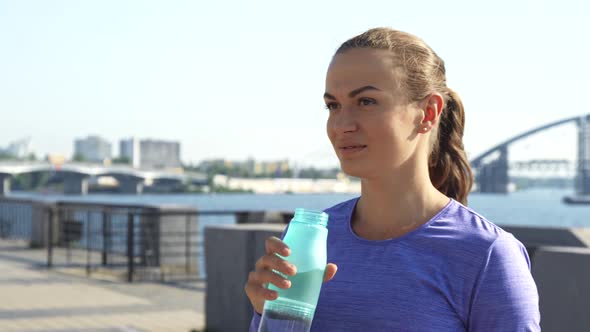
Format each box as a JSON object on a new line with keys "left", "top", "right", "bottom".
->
{"left": 353, "top": 169, "right": 450, "bottom": 241}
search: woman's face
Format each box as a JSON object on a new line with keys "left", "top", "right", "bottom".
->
{"left": 325, "top": 48, "right": 424, "bottom": 179}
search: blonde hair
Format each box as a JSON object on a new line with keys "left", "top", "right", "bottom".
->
{"left": 336, "top": 28, "right": 473, "bottom": 204}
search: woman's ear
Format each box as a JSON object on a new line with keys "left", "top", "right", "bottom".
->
{"left": 419, "top": 93, "right": 444, "bottom": 133}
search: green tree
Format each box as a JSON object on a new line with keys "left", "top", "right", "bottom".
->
{"left": 112, "top": 156, "right": 131, "bottom": 164}
{"left": 0, "top": 151, "right": 16, "bottom": 160}
{"left": 72, "top": 153, "right": 86, "bottom": 162}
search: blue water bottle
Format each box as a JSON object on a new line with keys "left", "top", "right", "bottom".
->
{"left": 258, "top": 208, "right": 329, "bottom": 332}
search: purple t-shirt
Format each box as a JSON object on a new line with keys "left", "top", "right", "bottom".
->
{"left": 250, "top": 198, "right": 540, "bottom": 331}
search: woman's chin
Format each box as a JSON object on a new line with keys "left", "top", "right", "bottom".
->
{"left": 339, "top": 162, "right": 367, "bottom": 179}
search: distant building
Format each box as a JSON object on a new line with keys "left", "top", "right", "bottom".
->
{"left": 139, "top": 139, "right": 181, "bottom": 169}
{"left": 198, "top": 158, "right": 291, "bottom": 177}
{"left": 253, "top": 160, "right": 290, "bottom": 176}
{"left": 0, "top": 137, "right": 32, "bottom": 159}
{"left": 118, "top": 138, "right": 181, "bottom": 169}
{"left": 119, "top": 137, "right": 140, "bottom": 168}
{"left": 198, "top": 159, "right": 226, "bottom": 171}
{"left": 212, "top": 174, "right": 360, "bottom": 193}
{"left": 74, "top": 135, "right": 112, "bottom": 163}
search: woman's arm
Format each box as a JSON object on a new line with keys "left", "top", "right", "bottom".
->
{"left": 468, "top": 234, "right": 540, "bottom": 331}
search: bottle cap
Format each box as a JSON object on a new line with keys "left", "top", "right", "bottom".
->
{"left": 293, "top": 208, "right": 329, "bottom": 227}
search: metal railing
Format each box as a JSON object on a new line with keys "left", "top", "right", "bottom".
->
{"left": 0, "top": 197, "right": 34, "bottom": 240}
{"left": 51, "top": 204, "right": 204, "bottom": 282}
{"left": 0, "top": 196, "right": 293, "bottom": 282}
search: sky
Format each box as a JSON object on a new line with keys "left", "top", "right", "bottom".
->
{"left": 1, "top": 0, "right": 589, "bottom": 167}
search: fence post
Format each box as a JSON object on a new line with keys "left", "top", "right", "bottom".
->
{"left": 86, "top": 211, "right": 91, "bottom": 277}
{"left": 64, "top": 208, "right": 72, "bottom": 264}
{"left": 157, "top": 212, "right": 161, "bottom": 271}
{"left": 185, "top": 214, "right": 190, "bottom": 274}
{"left": 102, "top": 208, "right": 108, "bottom": 266}
{"left": 127, "top": 212, "right": 134, "bottom": 282}
{"left": 47, "top": 207, "right": 53, "bottom": 268}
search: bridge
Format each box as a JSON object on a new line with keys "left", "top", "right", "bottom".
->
{"left": 0, "top": 162, "right": 207, "bottom": 195}
{"left": 471, "top": 114, "right": 590, "bottom": 195}
{"left": 510, "top": 159, "right": 573, "bottom": 172}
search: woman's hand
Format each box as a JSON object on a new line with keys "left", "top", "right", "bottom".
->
{"left": 244, "top": 236, "right": 338, "bottom": 314}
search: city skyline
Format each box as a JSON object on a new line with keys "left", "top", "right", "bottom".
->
{"left": 0, "top": 134, "right": 300, "bottom": 167}
{"left": 0, "top": 119, "right": 581, "bottom": 167}
{"left": 1, "top": 1, "right": 588, "bottom": 167}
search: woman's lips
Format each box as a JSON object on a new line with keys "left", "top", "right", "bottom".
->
{"left": 339, "top": 145, "right": 367, "bottom": 155}
{"left": 340, "top": 145, "right": 366, "bottom": 149}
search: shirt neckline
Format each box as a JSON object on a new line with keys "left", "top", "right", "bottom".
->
{"left": 345, "top": 196, "right": 455, "bottom": 244}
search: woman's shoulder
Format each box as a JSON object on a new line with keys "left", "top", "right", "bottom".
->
{"left": 424, "top": 200, "right": 530, "bottom": 279}
{"left": 433, "top": 199, "right": 523, "bottom": 251}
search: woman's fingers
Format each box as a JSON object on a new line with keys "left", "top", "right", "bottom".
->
{"left": 246, "top": 237, "right": 337, "bottom": 314}
{"left": 265, "top": 236, "right": 291, "bottom": 256}
{"left": 323, "top": 263, "right": 338, "bottom": 282}
{"left": 255, "top": 268, "right": 292, "bottom": 289}
{"left": 255, "top": 252, "right": 297, "bottom": 276}
{"left": 244, "top": 273, "right": 278, "bottom": 313}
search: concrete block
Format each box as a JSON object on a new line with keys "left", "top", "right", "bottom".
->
{"left": 63, "top": 174, "right": 89, "bottom": 195}
{"left": 502, "top": 226, "right": 589, "bottom": 259}
{"left": 30, "top": 203, "right": 59, "bottom": 248}
{"left": 532, "top": 246, "right": 590, "bottom": 332}
{"left": 502, "top": 226, "right": 588, "bottom": 248}
{"left": 205, "top": 224, "right": 285, "bottom": 332}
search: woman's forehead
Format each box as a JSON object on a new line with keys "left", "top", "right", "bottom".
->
{"left": 325, "top": 49, "right": 401, "bottom": 94}
{"left": 329, "top": 48, "right": 393, "bottom": 70}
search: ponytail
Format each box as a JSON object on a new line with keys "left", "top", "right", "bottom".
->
{"left": 428, "top": 89, "right": 474, "bottom": 205}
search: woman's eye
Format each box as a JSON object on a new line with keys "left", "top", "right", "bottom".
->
{"left": 359, "top": 98, "right": 376, "bottom": 106}
{"left": 325, "top": 102, "right": 339, "bottom": 111}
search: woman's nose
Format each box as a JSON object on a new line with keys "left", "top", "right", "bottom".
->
{"left": 331, "top": 110, "right": 358, "bottom": 134}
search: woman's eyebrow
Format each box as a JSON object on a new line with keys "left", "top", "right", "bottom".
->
{"left": 324, "top": 85, "right": 382, "bottom": 100}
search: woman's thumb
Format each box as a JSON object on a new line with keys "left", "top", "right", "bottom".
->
{"left": 323, "top": 263, "right": 338, "bottom": 282}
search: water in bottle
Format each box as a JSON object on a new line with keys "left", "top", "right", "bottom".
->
{"left": 258, "top": 208, "right": 329, "bottom": 332}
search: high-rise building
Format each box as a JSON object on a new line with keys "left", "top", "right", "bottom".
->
{"left": 118, "top": 138, "right": 181, "bottom": 169}
{"left": 119, "top": 137, "right": 140, "bottom": 168}
{"left": 139, "top": 139, "right": 181, "bottom": 169}
{"left": 73, "top": 135, "right": 112, "bottom": 163}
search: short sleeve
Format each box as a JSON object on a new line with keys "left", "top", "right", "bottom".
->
{"left": 468, "top": 234, "right": 541, "bottom": 331}
{"left": 249, "top": 310, "right": 262, "bottom": 332}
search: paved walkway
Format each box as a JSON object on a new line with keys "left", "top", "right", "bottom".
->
{"left": 0, "top": 239, "right": 205, "bottom": 332}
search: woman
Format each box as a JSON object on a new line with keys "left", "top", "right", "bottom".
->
{"left": 245, "top": 28, "right": 540, "bottom": 331}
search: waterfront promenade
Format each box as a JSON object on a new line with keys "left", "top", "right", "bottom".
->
{"left": 0, "top": 239, "right": 205, "bottom": 332}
